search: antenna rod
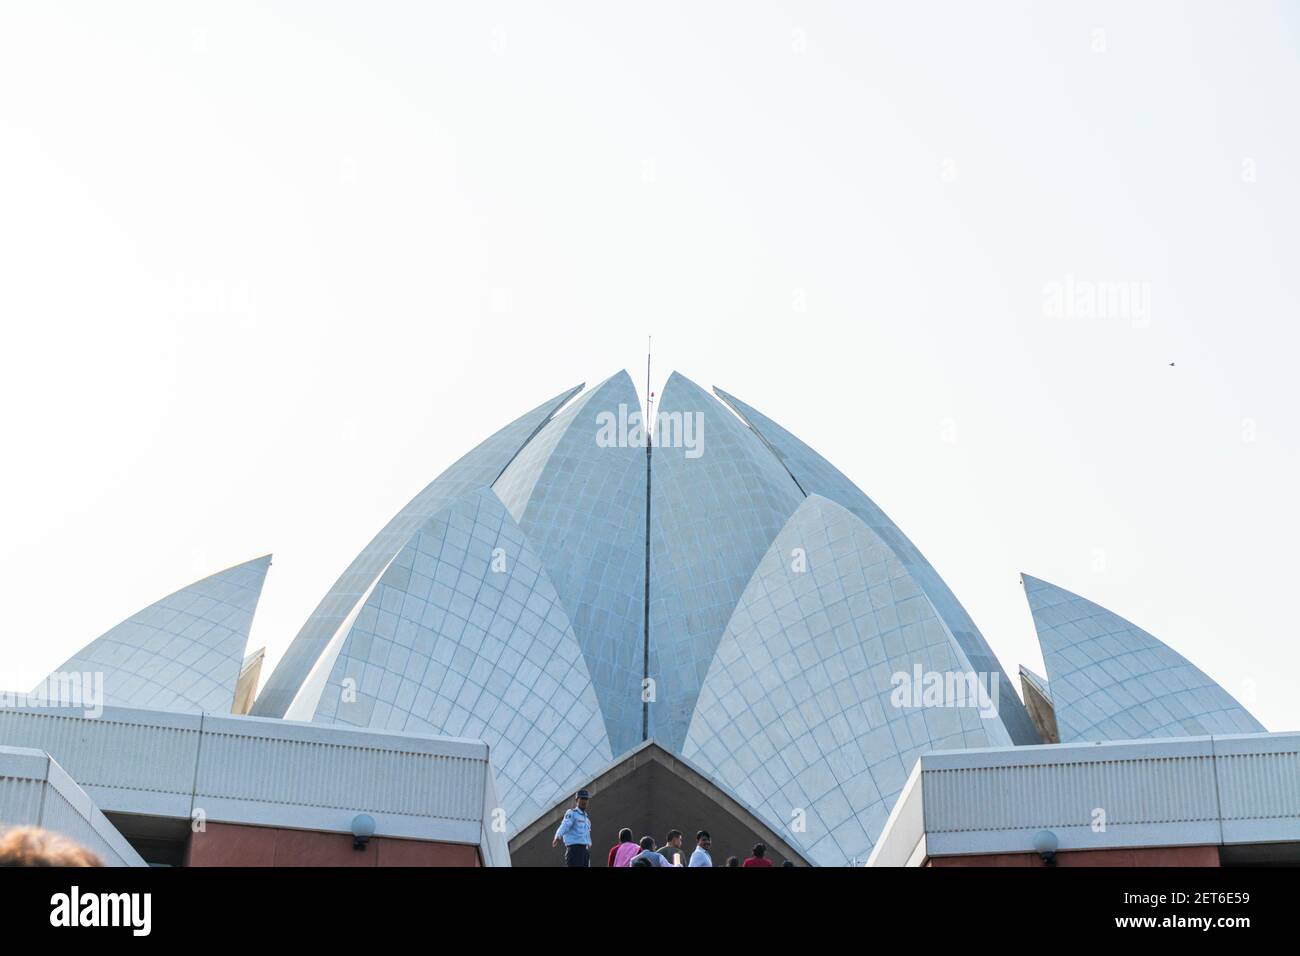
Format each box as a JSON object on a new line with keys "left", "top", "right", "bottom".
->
{"left": 642, "top": 334, "right": 652, "bottom": 742}
{"left": 645, "top": 335, "right": 653, "bottom": 438}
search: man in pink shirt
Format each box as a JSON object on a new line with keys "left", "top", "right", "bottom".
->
{"left": 611, "top": 829, "right": 642, "bottom": 867}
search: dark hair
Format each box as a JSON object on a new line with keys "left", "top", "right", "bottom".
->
{"left": 781, "top": 860, "right": 795, "bottom": 867}
{"left": 639, "top": 836, "right": 655, "bottom": 850}
{"left": 752, "top": 843, "right": 766, "bottom": 857}
{"left": 696, "top": 830, "right": 710, "bottom": 842}
{"left": 725, "top": 856, "right": 740, "bottom": 867}
{"left": 630, "top": 856, "right": 652, "bottom": 867}
{"left": 619, "top": 828, "right": 633, "bottom": 843}
{"left": 665, "top": 829, "right": 682, "bottom": 843}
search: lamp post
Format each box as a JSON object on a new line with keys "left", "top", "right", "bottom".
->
{"left": 352, "top": 813, "right": 376, "bottom": 851}
{"left": 1032, "top": 829, "right": 1059, "bottom": 867}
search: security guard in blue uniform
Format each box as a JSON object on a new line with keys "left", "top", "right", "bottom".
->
{"left": 552, "top": 788, "right": 593, "bottom": 867}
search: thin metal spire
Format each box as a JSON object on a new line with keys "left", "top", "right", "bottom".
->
{"left": 642, "top": 334, "right": 652, "bottom": 742}
{"left": 645, "top": 335, "right": 653, "bottom": 439}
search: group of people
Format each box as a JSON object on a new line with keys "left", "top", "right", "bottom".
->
{"left": 552, "top": 788, "right": 791, "bottom": 868}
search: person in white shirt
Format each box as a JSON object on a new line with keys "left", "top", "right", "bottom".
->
{"left": 688, "top": 830, "right": 713, "bottom": 867}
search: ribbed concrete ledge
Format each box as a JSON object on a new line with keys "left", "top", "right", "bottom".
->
{"left": 869, "top": 732, "right": 1300, "bottom": 865}
{"left": 0, "top": 745, "right": 147, "bottom": 866}
{"left": 0, "top": 704, "right": 510, "bottom": 866}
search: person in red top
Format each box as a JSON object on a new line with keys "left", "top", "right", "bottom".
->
{"left": 607, "top": 828, "right": 635, "bottom": 867}
{"left": 742, "top": 842, "right": 773, "bottom": 867}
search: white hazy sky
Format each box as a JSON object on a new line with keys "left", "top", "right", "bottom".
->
{"left": 2, "top": 2, "right": 1297, "bottom": 731}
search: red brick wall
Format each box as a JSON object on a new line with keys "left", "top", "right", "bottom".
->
{"left": 184, "top": 822, "right": 482, "bottom": 867}
{"left": 928, "top": 845, "right": 1220, "bottom": 867}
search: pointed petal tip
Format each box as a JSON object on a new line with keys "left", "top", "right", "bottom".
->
{"left": 596, "top": 370, "right": 636, "bottom": 390}
{"left": 210, "top": 554, "right": 272, "bottom": 576}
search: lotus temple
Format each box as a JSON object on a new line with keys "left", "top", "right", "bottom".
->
{"left": 2, "top": 370, "right": 1296, "bottom": 867}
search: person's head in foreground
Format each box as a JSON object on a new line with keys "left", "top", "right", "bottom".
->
{"left": 0, "top": 826, "right": 103, "bottom": 867}
{"left": 618, "top": 828, "right": 634, "bottom": 844}
{"left": 752, "top": 843, "right": 766, "bottom": 859}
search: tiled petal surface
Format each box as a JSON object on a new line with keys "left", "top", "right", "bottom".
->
{"left": 253, "top": 383, "right": 582, "bottom": 716}
{"left": 313, "top": 488, "right": 613, "bottom": 834}
{"left": 684, "top": 497, "right": 1009, "bottom": 867}
{"left": 37, "top": 555, "right": 270, "bottom": 714}
{"left": 649, "top": 372, "right": 804, "bottom": 751}
{"left": 1023, "top": 574, "right": 1265, "bottom": 742}
{"left": 714, "top": 385, "right": 1040, "bottom": 747}
{"left": 494, "top": 371, "right": 647, "bottom": 755}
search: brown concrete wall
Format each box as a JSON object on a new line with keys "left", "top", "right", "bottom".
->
{"left": 184, "top": 822, "right": 482, "bottom": 866}
{"left": 928, "top": 845, "right": 1220, "bottom": 867}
